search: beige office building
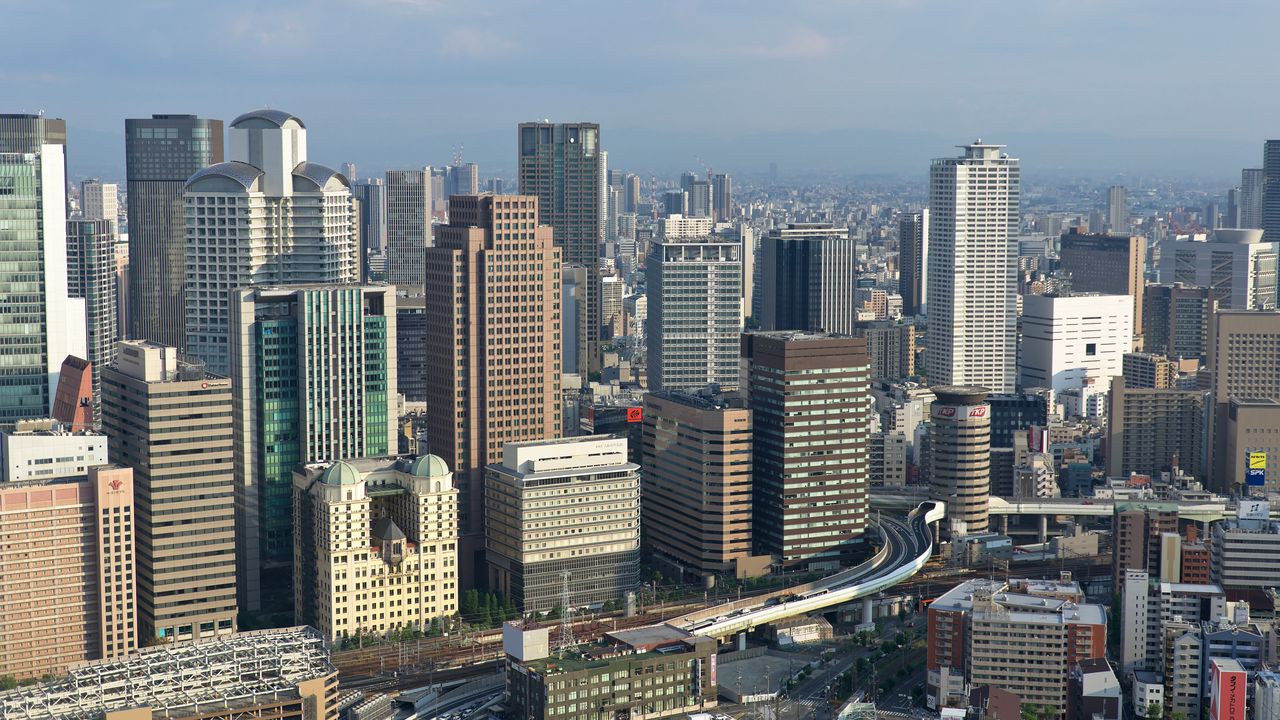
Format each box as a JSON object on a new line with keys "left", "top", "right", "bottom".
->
{"left": 1122, "top": 352, "right": 1179, "bottom": 389}
{"left": 424, "top": 195, "right": 561, "bottom": 587}
{"left": 0, "top": 465, "right": 136, "bottom": 680}
{"left": 1219, "top": 398, "right": 1280, "bottom": 493}
{"left": 1208, "top": 311, "right": 1280, "bottom": 491}
{"left": 1106, "top": 376, "right": 1207, "bottom": 479}
{"left": 293, "top": 455, "right": 458, "bottom": 642}
{"left": 486, "top": 435, "right": 640, "bottom": 613}
{"left": 102, "top": 340, "right": 238, "bottom": 643}
{"left": 929, "top": 386, "right": 992, "bottom": 537}
{"left": 641, "top": 391, "right": 769, "bottom": 582}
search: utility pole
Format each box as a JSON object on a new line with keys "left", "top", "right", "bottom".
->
{"left": 559, "top": 570, "right": 576, "bottom": 651}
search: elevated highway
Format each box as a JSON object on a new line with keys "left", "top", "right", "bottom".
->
{"left": 667, "top": 501, "right": 946, "bottom": 639}
{"left": 870, "top": 489, "right": 1233, "bottom": 523}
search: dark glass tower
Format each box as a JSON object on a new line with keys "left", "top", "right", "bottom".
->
{"left": 125, "top": 114, "right": 223, "bottom": 348}
{"left": 518, "top": 122, "right": 603, "bottom": 373}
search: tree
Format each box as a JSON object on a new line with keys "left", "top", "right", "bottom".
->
{"left": 546, "top": 604, "right": 563, "bottom": 621}
{"left": 0, "top": 676, "right": 16, "bottom": 691}
{"left": 1146, "top": 701, "right": 1163, "bottom": 720}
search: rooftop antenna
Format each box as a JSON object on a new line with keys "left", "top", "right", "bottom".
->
{"left": 559, "top": 571, "right": 576, "bottom": 651}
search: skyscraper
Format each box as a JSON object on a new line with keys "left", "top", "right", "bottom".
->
{"left": 1107, "top": 185, "right": 1128, "bottom": 231}
{"left": 229, "top": 284, "right": 396, "bottom": 612}
{"left": 101, "top": 340, "right": 237, "bottom": 643}
{"left": 1143, "top": 283, "right": 1215, "bottom": 360}
{"left": 125, "top": 114, "right": 224, "bottom": 348}
{"left": 926, "top": 141, "right": 1020, "bottom": 392}
{"left": 742, "top": 332, "right": 872, "bottom": 570}
{"left": 385, "top": 168, "right": 431, "bottom": 293}
{"left": 184, "top": 110, "right": 357, "bottom": 376}
{"left": 1241, "top": 168, "right": 1265, "bottom": 230}
{"left": 1160, "top": 228, "right": 1278, "bottom": 310}
{"left": 624, "top": 173, "right": 641, "bottom": 213}
{"left": 351, "top": 177, "right": 387, "bottom": 276}
{"left": 1018, "top": 294, "right": 1133, "bottom": 393}
{"left": 645, "top": 236, "right": 742, "bottom": 392}
{"left": 898, "top": 210, "right": 929, "bottom": 317}
{"left": 424, "top": 195, "right": 561, "bottom": 587}
{"left": 518, "top": 122, "right": 604, "bottom": 373}
{"left": 687, "top": 178, "right": 712, "bottom": 218}
{"left": 446, "top": 162, "right": 478, "bottom": 198}
{"left": 1207, "top": 310, "right": 1280, "bottom": 491}
{"left": 67, "top": 218, "right": 119, "bottom": 420}
{"left": 1059, "top": 231, "right": 1145, "bottom": 339}
{"left": 928, "top": 385, "right": 992, "bottom": 537}
{"left": 1106, "top": 376, "right": 1206, "bottom": 481}
{"left": 1263, "top": 141, "right": 1280, "bottom": 242}
{"left": 0, "top": 114, "right": 85, "bottom": 422}
{"left": 79, "top": 179, "right": 119, "bottom": 238}
{"left": 712, "top": 172, "right": 733, "bottom": 223}
{"left": 760, "top": 223, "right": 859, "bottom": 334}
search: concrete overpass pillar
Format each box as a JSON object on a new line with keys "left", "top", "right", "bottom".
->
{"left": 736, "top": 632, "right": 747, "bottom": 651}
{"left": 999, "top": 515, "right": 1009, "bottom": 535}
{"left": 856, "top": 597, "right": 876, "bottom": 632}
{"left": 1038, "top": 515, "right": 1048, "bottom": 544}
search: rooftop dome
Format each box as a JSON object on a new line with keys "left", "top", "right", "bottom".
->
{"left": 185, "top": 160, "right": 264, "bottom": 190}
{"left": 319, "top": 460, "right": 361, "bottom": 486}
{"left": 407, "top": 454, "right": 450, "bottom": 478}
{"left": 230, "top": 108, "right": 306, "bottom": 129}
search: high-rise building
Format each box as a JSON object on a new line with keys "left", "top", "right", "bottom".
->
{"left": 1160, "top": 228, "right": 1278, "bottom": 311}
{"left": 1122, "top": 352, "right": 1179, "bottom": 389}
{"left": 1018, "top": 293, "right": 1132, "bottom": 393}
{"left": 760, "top": 223, "right": 859, "bottom": 334}
{"left": 641, "top": 390, "right": 769, "bottom": 583}
{"left": 1264, "top": 141, "right": 1280, "bottom": 243}
{"left": 293, "top": 455, "right": 458, "bottom": 641}
{"left": 1241, "top": 168, "right": 1265, "bottom": 230}
{"left": 424, "top": 195, "right": 561, "bottom": 587}
{"left": 1112, "top": 502, "right": 1180, "bottom": 590}
{"left": 742, "top": 332, "right": 872, "bottom": 569}
{"left": 927, "top": 578, "right": 1106, "bottom": 711}
{"left": 1208, "top": 311, "right": 1280, "bottom": 491}
{"left": 229, "top": 284, "right": 396, "bottom": 612}
{"left": 928, "top": 385, "right": 992, "bottom": 537}
{"left": 1219, "top": 398, "right": 1280, "bottom": 493}
{"left": 0, "top": 464, "right": 135, "bottom": 680}
{"left": 385, "top": 168, "right": 431, "bottom": 293}
{"left": 79, "top": 178, "right": 118, "bottom": 236}
{"left": 101, "top": 340, "right": 237, "bottom": 643}
{"left": 66, "top": 218, "right": 118, "bottom": 419}
{"left": 126, "top": 114, "right": 224, "bottom": 348}
{"left": 1058, "top": 231, "right": 1145, "bottom": 339}
{"left": 447, "top": 162, "right": 479, "bottom": 199}
{"left": 926, "top": 141, "right": 1020, "bottom": 392}
{"left": 0, "top": 114, "right": 85, "bottom": 422}
{"left": 184, "top": 109, "right": 357, "bottom": 376}
{"left": 854, "top": 320, "right": 916, "bottom": 381}
{"left": 661, "top": 189, "right": 688, "bottom": 217}
{"left": 1143, "top": 283, "right": 1215, "bottom": 360}
{"left": 396, "top": 294, "right": 428, "bottom": 402}
{"left": 485, "top": 435, "right": 640, "bottom": 612}
{"left": 351, "top": 178, "right": 387, "bottom": 259}
{"left": 645, "top": 236, "right": 742, "bottom": 392}
{"left": 1210, "top": 509, "right": 1280, "bottom": 590}
{"left": 687, "top": 179, "right": 712, "bottom": 218}
{"left": 1106, "top": 376, "right": 1207, "bottom": 480}
{"left": 518, "top": 122, "right": 604, "bottom": 373}
{"left": 624, "top": 173, "right": 641, "bottom": 214}
{"left": 1107, "top": 186, "right": 1128, "bottom": 231}
{"left": 898, "top": 210, "right": 928, "bottom": 317}
{"left": 712, "top": 172, "right": 733, "bottom": 222}
{"left": 0, "top": 627, "right": 338, "bottom": 720}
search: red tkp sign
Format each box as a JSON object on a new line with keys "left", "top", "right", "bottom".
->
{"left": 626, "top": 407, "right": 643, "bottom": 423}
{"left": 968, "top": 407, "right": 987, "bottom": 418}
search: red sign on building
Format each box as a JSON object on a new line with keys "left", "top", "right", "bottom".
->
{"left": 1210, "top": 659, "right": 1246, "bottom": 720}
{"left": 626, "top": 407, "right": 643, "bottom": 423}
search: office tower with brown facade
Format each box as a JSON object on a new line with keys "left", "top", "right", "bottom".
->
{"left": 641, "top": 390, "right": 770, "bottom": 583}
{"left": 424, "top": 195, "right": 561, "bottom": 586}
{"left": 0, "top": 464, "right": 136, "bottom": 681}
{"left": 102, "top": 340, "right": 238, "bottom": 643}
{"left": 1106, "top": 375, "right": 1207, "bottom": 480}
{"left": 742, "top": 332, "right": 872, "bottom": 570}
{"left": 1111, "top": 502, "right": 1179, "bottom": 589}
{"left": 1058, "top": 230, "right": 1145, "bottom": 340}
{"left": 1208, "top": 311, "right": 1280, "bottom": 491}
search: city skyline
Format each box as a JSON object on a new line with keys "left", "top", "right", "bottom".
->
{"left": 5, "top": 2, "right": 1279, "bottom": 180}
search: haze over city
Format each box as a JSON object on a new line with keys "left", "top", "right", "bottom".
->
{"left": 5, "top": 0, "right": 1278, "bottom": 178}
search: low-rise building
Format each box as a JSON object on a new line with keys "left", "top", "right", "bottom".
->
{"left": 1210, "top": 508, "right": 1280, "bottom": 591}
{"left": 506, "top": 624, "right": 718, "bottom": 720}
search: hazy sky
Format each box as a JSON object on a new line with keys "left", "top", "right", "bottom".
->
{"left": 5, "top": 0, "right": 1276, "bottom": 179}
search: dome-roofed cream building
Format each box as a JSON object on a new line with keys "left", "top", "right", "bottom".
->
{"left": 293, "top": 454, "right": 457, "bottom": 642}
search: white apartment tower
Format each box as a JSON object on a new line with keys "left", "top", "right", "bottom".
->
{"left": 926, "top": 141, "right": 1020, "bottom": 393}
{"left": 183, "top": 109, "right": 358, "bottom": 376}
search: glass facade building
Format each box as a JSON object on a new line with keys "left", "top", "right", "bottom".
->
{"left": 66, "top": 218, "right": 119, "bottom": 421}
{"left": 125, "top": 114, "right": 223, "bottom": 348}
